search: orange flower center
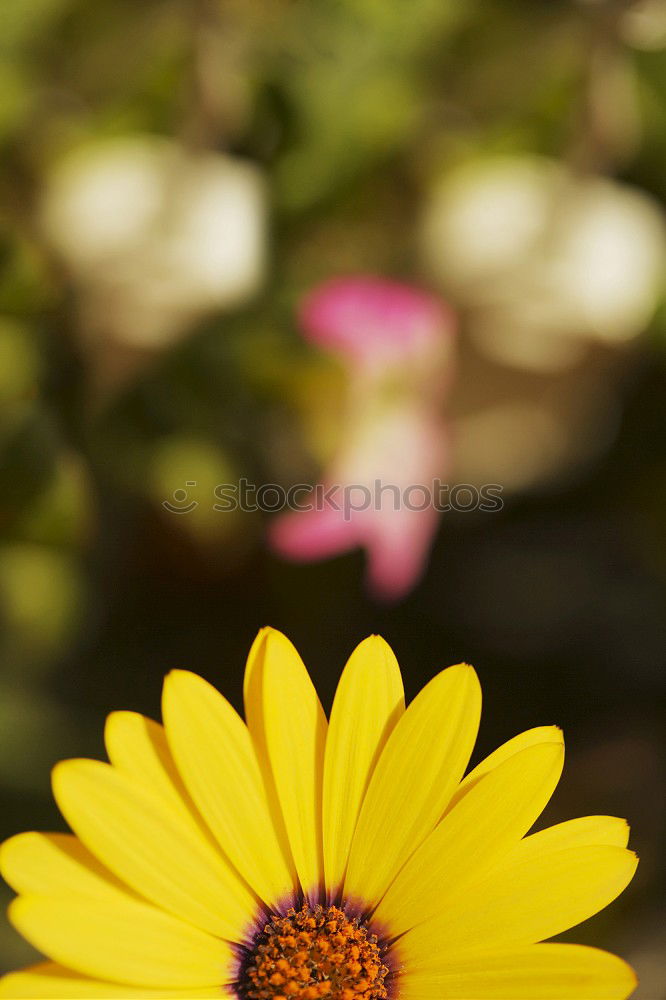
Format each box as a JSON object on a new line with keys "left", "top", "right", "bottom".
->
{"left": 241, "top": 903, "right": 389, "bottom": 1000}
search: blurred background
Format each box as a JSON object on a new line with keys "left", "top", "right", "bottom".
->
{"left": 0, "top": 0, "right": 664, "bottom": 993}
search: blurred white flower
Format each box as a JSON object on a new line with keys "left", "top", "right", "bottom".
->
{"left": 40, "top": 136, "right": 267, "bottom": 389}
{"left": 421, "top": 156, "right": 666, "bottom": 373}
{"left": 42, "top": 138, "right": 165, "bottom": 271}
{"left": 621, "top": 0, "right": 666, "bottom": 50}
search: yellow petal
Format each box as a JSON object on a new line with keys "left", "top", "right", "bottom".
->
{"left": 323, "top": 636, "right": 404, "bottom": 897}
{"left": 344, "top": 663, "right": 481, "bottom": 908}
{"left": 104, "top": 712, "right": 186, "bottom": 810}
{"left": 397, "top": 944, "right": 637, "bottom": 1000}
{"left": 0, "top": 832, "right": 131, "bottom": 902}
{"left": 0, "top": 962, "right": 226, "bottom": 998}
{"left": 247, "top": 628, "right": 327, "bottom": 900}
{"left": 104, "top": 710, "right": 225, "bottom": 855}
{"left": 504, "top": 815, "right": 630, "bottom": 863}
{"left": 52, "top": 758, "right": 256, "bottom": 940}
{"left": 446, "top": 725, "right": 562, "bottom": 813}
{"left": 162, "top": 669, "right": 295, "bottom": 907}
{"left": 8, "top": 895, "right": 233, "bottom": 988}
{"left": 400, "top": 845, "right": 638, "bottom": 966}
{"left": 243, "top": 629, "right": 301, "bottom": 889}
{"left": 375, "top": 738, "right": 564, "bottom": 934}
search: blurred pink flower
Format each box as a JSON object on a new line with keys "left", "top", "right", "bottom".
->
{"left": 269, "top": 277, "right": 456, "bottom": 601}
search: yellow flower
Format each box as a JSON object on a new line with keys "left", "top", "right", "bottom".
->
{"left": 0, "top": 628, "right": 637, "bottom": 999}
